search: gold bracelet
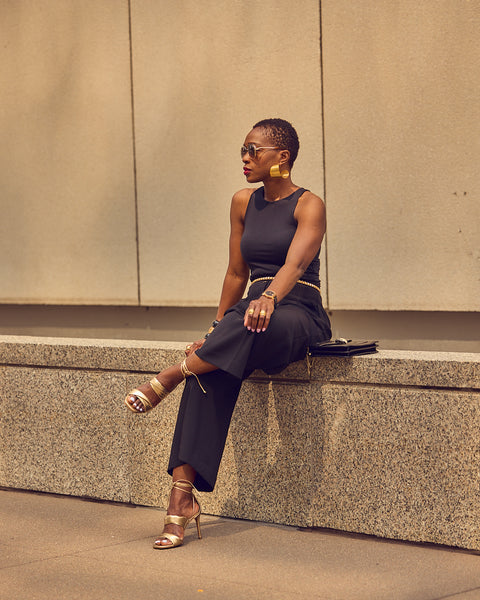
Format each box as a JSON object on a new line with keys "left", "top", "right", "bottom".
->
{"left": 205, "top": 319, "right": 220, "bottom": 338}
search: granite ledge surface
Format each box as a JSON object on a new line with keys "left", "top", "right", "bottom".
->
{"left": 0, "top": 335, "right": 186, "bottom": 373}
{"left": 306, "top": 350, "right": 480, "bottom": 390}
{"left": 0, "top": 335, "right": 478, "bottom": 389}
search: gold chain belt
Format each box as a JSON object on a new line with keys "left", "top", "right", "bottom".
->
{"left": 251, "top": 276, "right": 321, "bottom": 294}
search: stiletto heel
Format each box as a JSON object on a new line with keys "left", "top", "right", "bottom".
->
{"left": 195, "top": 514, "right": 202, "bottom": 539}
{"left": 153, "top": 479, "right": 202, "bottom": 549}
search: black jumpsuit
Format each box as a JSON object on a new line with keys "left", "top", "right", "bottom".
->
{"left": 168, "top": 187, "right": 331, "bottom": 491}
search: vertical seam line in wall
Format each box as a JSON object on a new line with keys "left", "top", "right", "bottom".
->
{"left": 128, "top": 0, "right": 142, "bottom": 305}
{"left": 319, "top": 1, "right": 330, "bottom": 310}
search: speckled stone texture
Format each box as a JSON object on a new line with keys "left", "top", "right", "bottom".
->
{"left": 1, "top": 335, "right": 479, "bottom": 549}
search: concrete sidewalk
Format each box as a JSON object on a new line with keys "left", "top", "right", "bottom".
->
{"left": 1, "top": 489, "right": 480, "bottom": 600}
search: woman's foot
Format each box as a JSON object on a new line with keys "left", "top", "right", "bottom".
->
{"left": 153, "top": 480, "right": 202, "bottom": 549}
{"left": 125, "top": 365, "right": 185, "bottom": 413}
{"left": 124, "top": 379, "right": 168, "bottom": 413}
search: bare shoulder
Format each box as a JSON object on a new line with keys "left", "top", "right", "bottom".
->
{"left": 232, "top": 187, "right": 256, "bottom": 204}
{"left": 298, "top": 189, "right": 325, "bottom": 206}
{"left": 295, "top": 190, "right": 326, "bottom": 219}
{"left": 231, "top": 187, "right": 257, "bottom": 218}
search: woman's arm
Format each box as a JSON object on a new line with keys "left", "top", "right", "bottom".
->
{"left": 268, "top": 191, "right": 326, "bottom": 299}
{"left": 245, "top": 191, "right": 326, "bottom": 332}
{"left": 186, "top": 189, "right": 251, "bottom": 354}
{"left": 215, "top": 189, "right": 251, "bottom": 319}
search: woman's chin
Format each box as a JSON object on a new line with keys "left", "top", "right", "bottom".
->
{"left": 244, "top": 172, "right": 261, "bottom": 184}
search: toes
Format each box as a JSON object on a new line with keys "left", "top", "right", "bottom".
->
{"left": 154, "top": 536, "right": 173, "bottom": 547}
{"left": 127, "top": 395, "right": 144, "bottom": 413}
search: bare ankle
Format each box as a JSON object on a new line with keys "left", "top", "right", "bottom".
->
{"left": 156, "top": 365, "right": 184, "bottom": 392}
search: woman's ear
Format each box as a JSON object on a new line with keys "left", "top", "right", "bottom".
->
{"left": 279, "top": 149, "right": 290, "bottom": 167}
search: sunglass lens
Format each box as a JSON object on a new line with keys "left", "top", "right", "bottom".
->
{"left": 240, "top": 144, "right": 257, "bottom": 158}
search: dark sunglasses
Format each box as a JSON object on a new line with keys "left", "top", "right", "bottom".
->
{"left": 240, "top": 143, "right": 279, "bottom": 158}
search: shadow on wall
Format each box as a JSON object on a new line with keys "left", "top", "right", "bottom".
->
{"left": 220, "top": 379, "right": 325, "bottom": 527}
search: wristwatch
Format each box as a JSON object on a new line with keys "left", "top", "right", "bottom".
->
{"left": 205, "top": 320, "right": 220, "bottom": 338}
{"left": 261, "top": 290, "right": 278, "bottom": 307}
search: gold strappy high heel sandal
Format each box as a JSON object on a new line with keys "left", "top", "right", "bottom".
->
{"left": 153, "top": 479, "right": 202, "bottom": 549}
{"left": 124, "top": 376, "right": 170, "bottom": 413}
{"left": 125, "top": 359, "right": 206, "bottom": 413}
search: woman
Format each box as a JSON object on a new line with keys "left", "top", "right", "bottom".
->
{"left": 125, "top": 118, "right": 331, "bottom": 549}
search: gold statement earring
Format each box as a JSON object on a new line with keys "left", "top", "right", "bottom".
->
{"left": 270, "top": 164, "right": 289, "bottom": 179}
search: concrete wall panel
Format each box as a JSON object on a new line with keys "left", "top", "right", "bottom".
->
{"left": 131, "top": 0, "right": 326, "bottom": 305}
{"left": 322, "top": 0, "right": 480, "bottom": 310}
{"left": 0, "top": 1, "right": 138, "bottom": 304}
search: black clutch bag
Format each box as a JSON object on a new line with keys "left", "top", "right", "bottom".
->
{"left": 309, "top": 338, "right": 378, "bottom": 357}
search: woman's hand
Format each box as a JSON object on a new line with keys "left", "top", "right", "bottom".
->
{"left": 244, "top": 297, "right": 275, "bottom": 333}
{"left": 185, "top": 339, "right": 206, "bottom": 356}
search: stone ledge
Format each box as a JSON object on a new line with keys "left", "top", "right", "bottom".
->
{"left": 0, "top": 335, "right": 479, "bottom": 550}
{"left": 0, "top": 335, "right": 186, "bottom": 372}
{"left": 306, "top": 350, "right": 480, "bottom": 389}
{"left": 1, "top": 335, "right": 478, "bottom": 387}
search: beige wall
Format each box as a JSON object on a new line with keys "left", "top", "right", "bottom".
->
{"left": 0, "top": 2, "right": 478, "bottom": 336}
{"left": 131, "top": 0, "right": 325, "bottom": 305}
{"left": 322, "top": 0, "right": 480, "bottom": 310}
{"left": 0, "top": 1, "right": 138, "bottom": 304}
{"left": 0, "top": 0, "right": 325, "bottom": 307}
{"left": 0, "top": 304, "right": 478, "bottom": 352}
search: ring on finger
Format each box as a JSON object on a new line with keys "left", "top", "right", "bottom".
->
{"left": 259, "top": 310, "right": 266, "bottom": 317}
{"left": 248, "top": 309, "right": 255, "bottom": 315}
{"left": 186, "top": 345, "right": 192, "bottom": 350}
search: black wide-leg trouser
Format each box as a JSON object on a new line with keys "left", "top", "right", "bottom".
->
{"left": 168, "top": 370, "right": 242, "bottom": 492}
{"left": 167, "top": 281, "right": 331, "bottom": 492}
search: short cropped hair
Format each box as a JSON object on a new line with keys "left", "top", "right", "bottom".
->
{"left": 253, "top": 118, "right": 299, "bottom": 167}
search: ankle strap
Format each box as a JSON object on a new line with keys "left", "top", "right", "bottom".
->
{"left": 180, "top": 359, "right": 207, "bottom": 394}
{"left": 172, "top": 479, "right": 198, "bottom": 496}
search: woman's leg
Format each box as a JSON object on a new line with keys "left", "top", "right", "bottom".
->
{"left": 125, "top": 353, "right": 218, "bottom": 413}
{"left": 168, "top": 370, "right": 243, "bottom": 491}
{"left": 154, "top": 464, "right": 198, "bottom": 548}
{"left": 156, "top": 369, "right": 243, "bottom": 547}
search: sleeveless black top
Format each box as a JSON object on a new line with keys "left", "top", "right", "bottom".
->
{"left": 240, "top": 187, "right": 321, "bottom": 286}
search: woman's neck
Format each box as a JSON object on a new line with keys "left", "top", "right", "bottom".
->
{"left": 262, "top": 178, "right": 298, "bottom": 203}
